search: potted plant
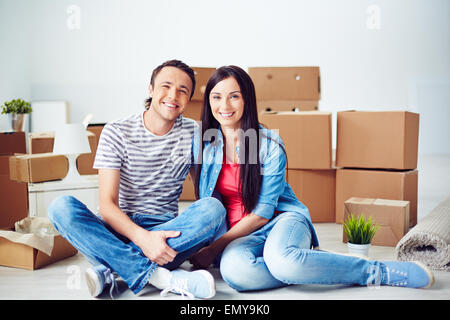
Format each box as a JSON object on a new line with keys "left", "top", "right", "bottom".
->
{"left": 1, "top": 98, "right": 32, "bottom": 132}
{"left": 343, "top": 213, "right": 379, "bottom": 257}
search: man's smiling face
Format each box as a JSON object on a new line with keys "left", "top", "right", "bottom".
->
{"left": 148, "top": 66, "right": 193, "bottom": 122}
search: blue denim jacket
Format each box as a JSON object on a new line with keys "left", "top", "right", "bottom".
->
{"left": 193, "top": 125, "right": 319, "bottom": 248}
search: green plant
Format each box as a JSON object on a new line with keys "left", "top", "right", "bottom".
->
{"left": 343, "top": 214, "right": 379, "bottom": 245}
{"left": 1, "top": 99, "right": 32, "bottom": 114}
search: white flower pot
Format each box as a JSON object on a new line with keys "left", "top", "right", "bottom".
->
{"left": 347, "top": 242, "right": 371, "bottom": 258}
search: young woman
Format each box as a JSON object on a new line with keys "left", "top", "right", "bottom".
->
{"left": 189, "top": 65, "right": 434, "bottom": 291}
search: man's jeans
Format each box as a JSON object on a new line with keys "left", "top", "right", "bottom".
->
{"left": 48, "top": 195, "right": 226, "bottom": 294}
{"left": 220, "top": 211, "right": 384, "bottom": 291}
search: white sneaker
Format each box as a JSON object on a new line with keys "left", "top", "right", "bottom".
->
{"left": 160, "top": 269, "right": 216, "bottom": 299}
{"left": 85, "top": 264, "right": 118, "bottom": 298}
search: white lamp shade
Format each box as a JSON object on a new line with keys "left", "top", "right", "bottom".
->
{"left": 53, "top": 123, "right": 91, "bottom": 155}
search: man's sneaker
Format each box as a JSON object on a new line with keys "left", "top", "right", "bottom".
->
{"left": 381, "top": 261, "right": 435, "bottom": 289}
{"left": 160, "top": 269, "right": 215, "bottom": 299}
{"left": 85, "top": 264, "right": 118, "bottom": 298}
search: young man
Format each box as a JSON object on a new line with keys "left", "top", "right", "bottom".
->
{"left": 48, "top": 60, "right": 226, "bottom": 299}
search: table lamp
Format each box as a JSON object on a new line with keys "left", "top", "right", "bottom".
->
{"left": 52, "top": 123, "right": 91, "bottom": 182}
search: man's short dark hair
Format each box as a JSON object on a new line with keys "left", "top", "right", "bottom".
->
{"left": 145, "top": 59, "right": 196, "bottom": 109}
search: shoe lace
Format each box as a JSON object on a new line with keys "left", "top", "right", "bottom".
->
{"left": 160, "top": 278, "right": 195, "bottom": 300}
{"left": 103, "top": 268, "right": 119, "bottom": 299}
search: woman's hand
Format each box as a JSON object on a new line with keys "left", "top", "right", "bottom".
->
{"left": 189, "top": 245, "right": 217, "bottom": 269}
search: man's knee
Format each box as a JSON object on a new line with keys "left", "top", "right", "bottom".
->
{"left": 193, "top": 197, "right": 226, "bottom": 222}
{"left": 47, "top": 195, "right": 78, "bottom": 226}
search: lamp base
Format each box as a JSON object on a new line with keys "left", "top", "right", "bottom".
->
{"left": 61, "top": 153, "right": 85, "bottom": 182}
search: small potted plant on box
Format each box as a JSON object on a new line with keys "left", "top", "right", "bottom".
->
{"left": 1, "top": 98, "right": 32, "bottom": 132}
{"left": 343, "top": 214, "right": 379, "bottom": 257}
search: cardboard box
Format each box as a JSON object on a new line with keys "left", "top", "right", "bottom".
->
{"left": 183, "top": 101, "right": 203, "bottom": 121}
{"left": 0, "top": 155, "right": 28, "bottom": 229}
{"left": 343, "top": 197, "right": 410, "bottom": 247}
{"left": 259, "top": 111, "right": 332, "bottom": 169}
{"left": 79, "top": 126, "right": 104, "bottom": 175}
{"left": 336, "top": 168, "right": 418, "bottom": 226}
{"left": 336, "top": 111, "right": 419, "bottom": 170}
{"left": 249, "top": 67, "right": 320, "bottom": 113}
{"left": 9, "top": 153, "right": 68, "bottom": 183}
{"left": 181, "top": 67, "right": 216, "bottom": 120}
{"left": 288, "top": 169, "right": 336, "bottom": 222}
{"left": 180, "top": 174, "right": 196, "bottom": 201}
{"left": 0, "top": 217, "right": 77, "bottom": 270}
{"left": 0, "top": 132, "right": 26, "bottom": 155}
{"left": 191, "top": 67, "right": 216, "bottom": 101}
{"left": 29, "top": 131, "right": 97, "bottom": 175}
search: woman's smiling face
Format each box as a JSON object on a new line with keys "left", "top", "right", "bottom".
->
{"left": 209, "top": 77, "right": 245, "bottom": 131}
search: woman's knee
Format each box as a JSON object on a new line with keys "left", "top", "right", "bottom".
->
{"left": 220, "top": 240, "right": 263, "bottom": 292}
{"left": 264, "top": 247, "right": 309, "bottom": 283}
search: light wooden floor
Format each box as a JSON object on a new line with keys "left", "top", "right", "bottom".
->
{"left": 1, "top": 154, "right": 449, "bottom": 300}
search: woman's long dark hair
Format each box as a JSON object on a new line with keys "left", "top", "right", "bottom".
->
{"left": 194, "top": 66, "right": 262, "bottom": 214}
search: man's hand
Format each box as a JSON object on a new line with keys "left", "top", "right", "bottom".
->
{"left": 134, "top": 229, "right": 180, "bottom": 266}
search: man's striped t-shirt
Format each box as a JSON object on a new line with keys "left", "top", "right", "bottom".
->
{"left": 93, "top": 112, "right": 197, "bottom": 217}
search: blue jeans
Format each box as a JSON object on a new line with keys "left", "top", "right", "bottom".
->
{"left": 48, "top": 195, "right": 226, "bottom": 294}
{"left": 220, "top": 212, "right": 384, "bottom": 291}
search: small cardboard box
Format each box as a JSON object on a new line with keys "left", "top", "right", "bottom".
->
{"left": 343, "top": 197, "right": 410, "bottom": 247}
{"left": 288, "top": 169, "right": 336, "bottom": 222}
{"left": 0, "top": 217, "right": 77, "bottom": 270}
{"left": 180, "top": 174, "right": 196, "bottom": 201}
{"left": 336, "top": 168, "right": 418, "bottom": 226}
{"left": 249, "top": 67, "right": 320, "bottom": 113}
{"left": 259, "top": 111, "right": 332, "bottom": 169}
{"left": 9, "top": 153, "right": 68, "bottom": 183}
{"left": 29, "top": 131, "right": 97, "bottom": 175}
{"left": 336, "top": 111, "right": 419, "bottom": 170}
{"left": 0, "top": 155, "right": 28, "bottom": 229}
{"left": 0, "top": 132, "right": 26, "bottom": 155}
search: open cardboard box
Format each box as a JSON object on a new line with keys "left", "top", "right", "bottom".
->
{"left": 343, "top": 197, "right": 410, "bottom": 247}
{"left": 0, "top": 217, "right": 77, "bottom": 270}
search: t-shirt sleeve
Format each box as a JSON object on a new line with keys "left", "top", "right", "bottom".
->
{"left": 93, "top": 123, "right": 124, "bottom": 170}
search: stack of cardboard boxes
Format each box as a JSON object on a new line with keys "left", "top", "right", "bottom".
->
{"left": 336, "top": 110, "right": 420, "bottom": 246}
{"left": 0, "top": 132, "right": 77, "bottom": 270}
{"left": 252, "top": 67, "right": 336, "bottom": 223}
{"left": 179, "top": 65, "right": 420, "bottom": 249}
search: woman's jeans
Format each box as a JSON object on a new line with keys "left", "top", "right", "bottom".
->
{"left": 220, "top": 212, "right": 384, "bottom": 292}
{"left": 48, "top": 195, "right": 226, "bottom": 294}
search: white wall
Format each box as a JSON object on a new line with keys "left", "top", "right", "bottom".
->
{"left": 1, "top": 0, "right": 449, "bottom": 153}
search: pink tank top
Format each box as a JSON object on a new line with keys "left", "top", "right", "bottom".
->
{"left": 215, "top": 157, "right": 248, "bottom": 229}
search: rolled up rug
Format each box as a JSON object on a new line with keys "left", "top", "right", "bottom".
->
{"left": 396, "top": 196, "right": 450, "bottom": 271}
